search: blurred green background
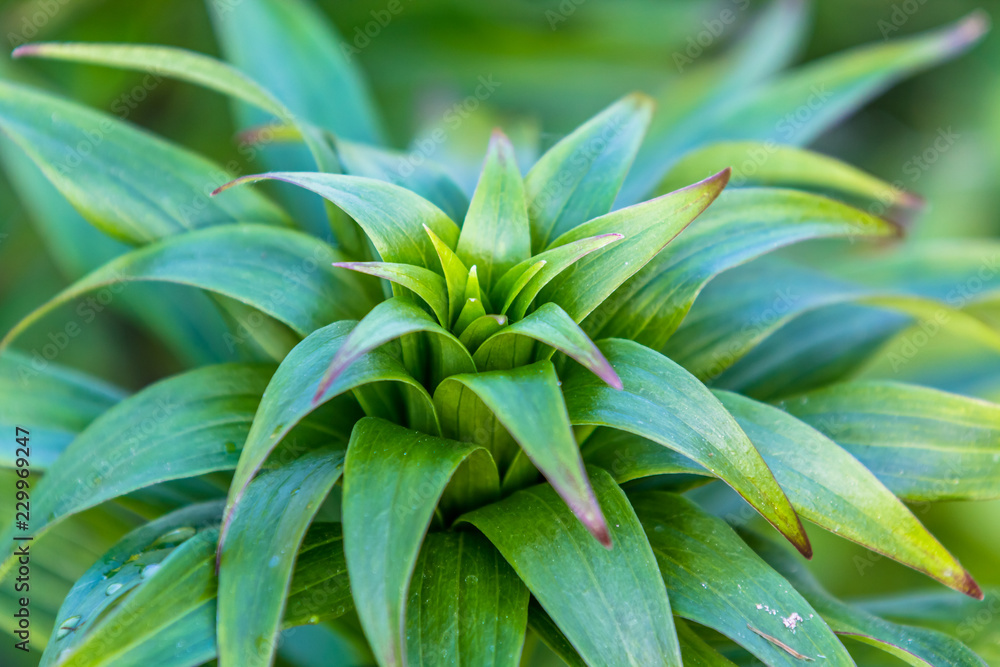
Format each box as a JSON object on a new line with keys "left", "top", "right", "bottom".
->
{"left": 0, "top": 0, "right": 997, "bottom": 664}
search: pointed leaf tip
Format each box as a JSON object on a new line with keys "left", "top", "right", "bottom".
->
{"left": 10, "top": 44, "right": 39, "bottom": 58}
{"left": 952, "top": 10, "right": 991, "bottom": 48}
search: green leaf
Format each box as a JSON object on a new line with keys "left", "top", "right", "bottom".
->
{"left": 621, "top": 0, "right": 811, "bottom": 202}
{"left": 526, "top": 602, "right": 587, "bottom": 667}
{"left": 217, "top": 172, "right": 459, "bottom": 268}
{"left": 746, "top": 532, "right": 988, "bottom": 667}
{"left": 539, "top": 169, "right": 730, "bottom": 324}
{"left": 218, "top": 447, "right": 346, "bottom": 667}
{"left": 624, "top": 11, "right": 987, "bottom": 201}
{"left": 405, "top": 531, "right": 529, "bottom": 667}
{"left": 525, "top": 93, "right": 654, "bottom": 251}
{"left": 781, "top": 381, "right": 1000, "bottom": 502}
{"left": 222, "top": 321, "right": 435, "bottom": 543}
{"left": 461, "top": 467, "right": 682, "bottom": 666}
{"left": 458, "top": 314, "right": 507, "bottom": 352}
{"left": 0, "top": 80, "right": 289, "bottom": 245}
{"left": 207, "top": 0, "right": 383, "bottom": 143}
{"left": 425, "top": 223, "right": 470, "bottom": 326}
{"left": 0, "top": 351, "right": 125, "bottom": 470}
{"left": 495, "top": 234, "right": 623, "bottom": 320}
{"left": 454, "top": 296, "right": 489, "bottom": 336}
{"left": 1, "top": 225, "right": 371, "bottom": 352}
{"left": 587, "top": 188, "right": 898, "bottom": 348}
{"left": 717, "top": 390, "right": 981, "bottom": 598}
{"left": 0, "top": 364, "right": 275, "bottom": 579}
{"left": 315, "top": 297, "right": 474, "bottom": 399}
{"left": 40, "top": 502, "right": 225, "bottom": 667}
{"left": 334, "top": 137, "right": 469, "bottom": 223}
{"left": 436, "top": 361, "right": 611, "bottom": 546}
{"left": 333, "top": 261, "right": 450, "bottom": 327}
{"left": 676, "top": 620, "right": 739, "bottom": 666}
{"left": 562, "top": 339, "right": 810, "bottom": 556}
{"left": 474, "top": 303, "right": 621, "bottom": 388}
{"left": 657, "top": 142, "right": 923, "bottom": 223}
{"left": 631, "top": 491, "right": 854, "bottom": 666}
{"left": 342, "top": 418, "right": 498, "bottom": 667}
{"left": 457, "top": 130, "right": 531, "bottom": 290}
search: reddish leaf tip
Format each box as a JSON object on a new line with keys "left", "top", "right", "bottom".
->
{"left": 952, "top": 10, "right": 991, "bottom": 48}
{"left": 11, "top": 44, "right": 40, "bottom": 58}
{"left": 961, "top": 571, "right": 985, "bottom": 600}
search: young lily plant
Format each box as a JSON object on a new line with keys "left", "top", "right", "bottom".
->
{"left": 0, "top": 1, "right": 998, "bottom": 666}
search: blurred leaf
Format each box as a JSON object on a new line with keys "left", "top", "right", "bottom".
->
{"left": 1, "top": 225, "right": 371, "bottom": 351}
{"left": 563, "top": 338, "right": 810, "bottom": 557}
{"left": 0, "top": 351, "right": 124, "bottom": 469}
{"left": 457, "top": 130, "right": 531, "bottom": 290}
{"left": 436, "top": 361, "right": 610, "bottom": 546}
{"left": 540, "top": 169, "right": 730, "bottom": 323}
{"left": 218, "top": 447, "right": 345, "bottom": 667}
{"left": 406, "top": 532, "right": 528, "bottom": 667}
{"left": 0, "top": 80, "right": 288, "bottom": 245}
{"left": 781, "top": 381, "right": 1000, "bottom": 502}
{"left": 588, "top": 188, "right": 898, "bottom": 348}
{"left": 631, "top": 491, "right": 854, "bottom": 666}
{"left": 342, "top": 418, "right": 498, "bottom": 667}
{"left": 0, "top": 364, "right": 278, "bottom": 579}
{"left": 462, "top": 467, "right": 683, "bottom": 666}
{"left": 525, "top": 93, "right": 653, "bottom": 251}
{"left": 676, "top": 620, "right": 738, "bottom": 666}
{"left": 207, "top": 0, "right": 383, "bottom": 143}
{"left": 525, "top": 602, "right": 587, "bottom": 667}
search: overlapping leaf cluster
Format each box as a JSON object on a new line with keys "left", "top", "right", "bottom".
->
{"left": 1, "top": 1, "right": 998, "bottom": 666}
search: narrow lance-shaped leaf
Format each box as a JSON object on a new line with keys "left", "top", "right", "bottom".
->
{"left": 435, "top": 361, "right": 611, "bottom": 546}
{"left": 525, "top": 92, "right": 654, "bottom": 251}
{"left": 0, "top": 364, "right": 279, "bottom": 580}
{"left": 781, "top": 381, "right": 1000, "bottom": 502}
{"left": 562, "top": 339, "right": 811, "bottom": 557}
{"left": 632, "top": 491, "right": 855, "bottom": 666}
{"left": 745, "top": 531, "right": 988, "bottom": 667}
{"left": 621, "top": 11, "right": 988, "bottom": 202}
{"left": 0, "top": 351, "right": 125, "bottom": 470}
{"left": 425, "top": 223, "right": 470, "bottom": 326}
{"left": 0, "top": 225, "right": 371, "bottom": 352}
{"left": 218, "top": 447, "right": 346, "bottom": 667}
{"left": 458, "top": 314, "right": 507, "bottom": 352}
{"left": 457, "top": 130, "right": 531, "bottom": 290}
{"left": 587, "top": 188, "right": 898, "bottom": 347}
{"left": 333, "top": 261, "right": 450, "bottom": 327}
{"left": 342, "top": 418, "right": 499, "bottom": 667}
{"left": 216, "top": 172, "right": 460, "bottom": 268}
{"left": 461, "top": 467, "right": 683, "bottom": 666}
{"left": 405, "top": 532, "right": 529, "bottom": 667}
{"left": 474, "top": 302, "right": 622, "bottom": 388}
{"left": 222, "top": 321, "right": 436, "bottom": 547}
{"left": 207, "top": 0, "right": 384, "bottom": 144}
{"left": 313, "top": 297, "right": 474, "bottom": 401}
{"left": 539, "top": 169, "right": 730, "bottom": 324}
{"left": 716, "top": 390, "right": 981, "bottom": 599}
{"left": 657, "top": 142, "right": 924, "bottom": 224}
{"left": 0, "top": 80, "right": 288, "bottom": 245}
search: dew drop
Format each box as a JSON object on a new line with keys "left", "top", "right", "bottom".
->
{"left": 140, "top": 563, "right": 161, "bottom": 579}
{"left": 105, "top": 583, "right": 123, "bottom": 596}
{"left": 268, "top": 555, "right": 281, "bottom": 568}
{"left": 56, "top": 615, "right": 82, "bottom": 640}
{"left": 150, "top": 527, "right": 196, "bottom": 549}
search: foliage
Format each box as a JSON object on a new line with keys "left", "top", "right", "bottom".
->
{"left": 0, "top": 1, "right": 997, "bottom": 666}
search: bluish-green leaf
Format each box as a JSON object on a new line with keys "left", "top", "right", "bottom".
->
{"left": 436, "top": 362, "right": 611, "bottom": 546}
{"left": 562, "top": 339, "right": 810, "bottom": 557}
{"left": 461, "top": 467, "right": 682, "bottom": 666}
{"left": 343, "top": 418, "right": 498, "bottom": 667}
